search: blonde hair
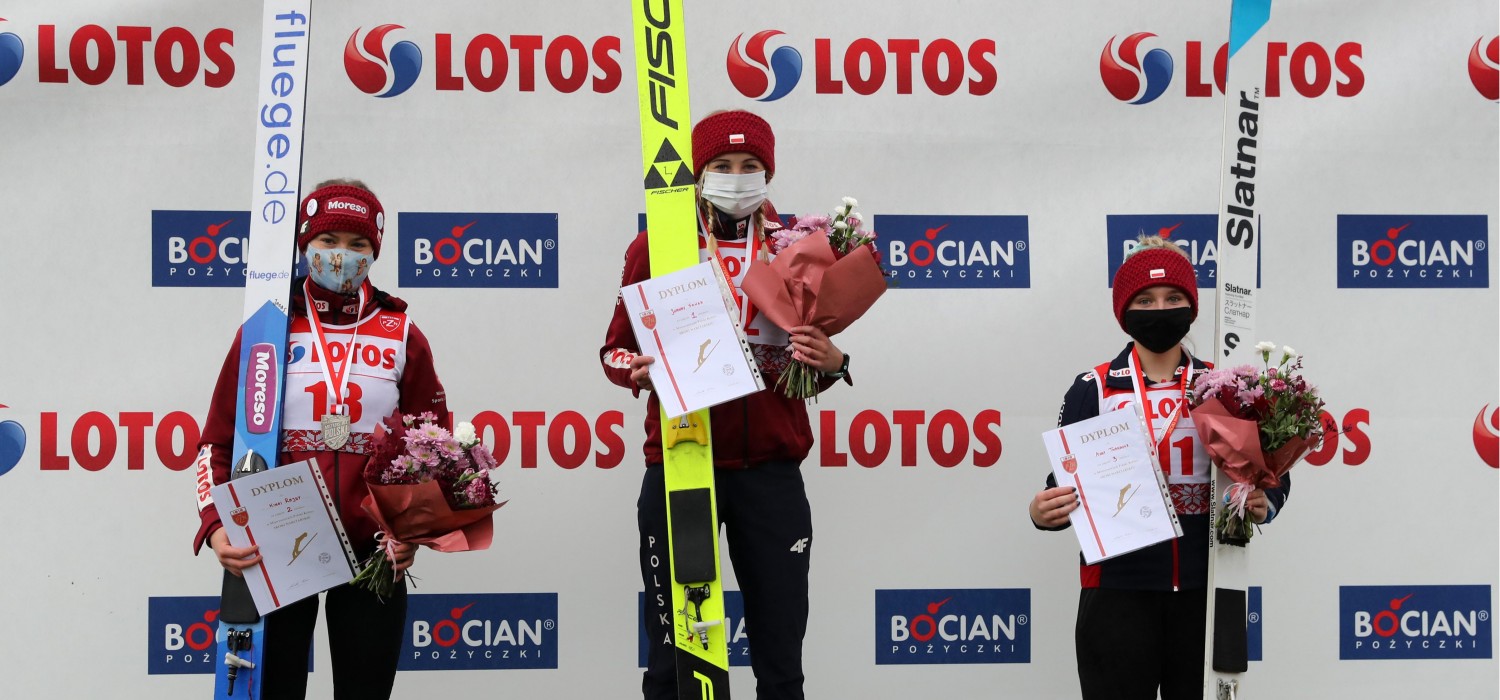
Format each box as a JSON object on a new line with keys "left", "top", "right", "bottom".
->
{"left": 1124, "top": 232, "right": 1190, "bottom": 261}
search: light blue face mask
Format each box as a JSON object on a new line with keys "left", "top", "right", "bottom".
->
{"left": 306, "top": 247, "right": 373, "bottom": 295}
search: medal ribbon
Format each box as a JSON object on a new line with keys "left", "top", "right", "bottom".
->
{"left": 1128, "top": 345, "right": 1191, "bottom": 464}
{"left": 303, "top": 278, "right": 365, "bottom": 417}
{"left": 698, "top": 206, "right": 765, "bottom": 331}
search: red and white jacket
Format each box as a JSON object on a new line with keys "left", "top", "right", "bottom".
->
{"left": 192, "top": 280, "right": 448, "bottom": 559}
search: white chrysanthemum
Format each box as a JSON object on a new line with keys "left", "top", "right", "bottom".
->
{"left": 454, "top": 421, "right": 478, "bottom": 448}
{"left": 842, "top": 196, "right": 858, "bottom": 208}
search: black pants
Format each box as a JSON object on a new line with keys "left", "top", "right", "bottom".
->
{"left": 639, "top": 460, "right": 813, "bottom": 700}
{"left": 1075, "top": 587, "right": 1207, "bottom": 700}
{"left": 260, "top": 580, "right": 408, "bottom": 699}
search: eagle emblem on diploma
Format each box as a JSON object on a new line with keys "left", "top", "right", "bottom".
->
{"left": 640, "top": 309, "right": 657, "bottom": 330}
{"left": 1061, "top": 453, "right": 1078, "bottom": 474}
{"left": 230, "top": 507, "right": 249, "bottom": 527}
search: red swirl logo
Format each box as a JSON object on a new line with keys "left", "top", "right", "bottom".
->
{"left": 1469, "top": 37, "right": 1498, "bottom": 101}
{"left": 1474, "top": 405, "right": 1499, "bottom": 469}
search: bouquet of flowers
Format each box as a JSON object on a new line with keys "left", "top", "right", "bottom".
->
{"left": 350, "top": 410, "right": 506, "bottom": 597}
{"left": 742, "top": 197, "right": 889, "bottom": 399}
{"left": 1190, "top": 342, "right": 1325, "bottom": 545}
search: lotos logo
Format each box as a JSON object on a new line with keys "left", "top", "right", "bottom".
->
{"left": 1101, "top": 33, "right": 1362, "bottom": 101}
{"left": 344, "top": 26, "right": 621, "bottom": 96}
{"left": 147, "top": 597, "right": 221, "bottom": 674}
{"left": 819, "top": 409, "right": 1002, "bottom": 468}
{"left": 0, "top": 19, "right": 23, "bottom": 87}
{"left": 1101, "top": 33, "right": 1173, "bottom": 104}
{"left": 1305, "top": 408, "right": 1372, "bottom": 467}
{"left": 725, "top": 31, "right": 995, "bottom": 98}
{"left": 402, "top": 593, "right": 558, "bottom": 670}
{"left": 152, "top": 211, "right": 252, "bottom": 287}
{"left": 345, "top": 24, "right": 422, "bottom": 98}
{"left": 1336, "top": 215, "right": 1489, "bottom": 288}
{"left": 1106, "top": 214, "right": 1263, "bottom": 288}
{"left": 31, "top": 23, "right": 233, "bottom": 87}
{"left": 41, "top": 410, "right": 201, "bottom": 472}
{"left": 638, "top": 591, "right": 751, "bottom": 667}
{"left": 1475, "top": 405, "right": 1499, "bottom": 469}
{"left": 878, "top": 215, "right": 1029, "bottom": 289}
{"left": 877, "top": 588, "right": 1030, "bottom": 664}
{"left": 1340, "top": 585, "right": 1492, "bottom": 660}
{"left": 400, "top": 212, "right": 559, "bottom": 288}
{"left": 0, "top": 403, "right": 25, "bottom": 478}
{"left": 1470, "top": 37, "right": 1499, "bottom": 101}
{"left": 727, "top": 30, "right": 802, "bottom": 101}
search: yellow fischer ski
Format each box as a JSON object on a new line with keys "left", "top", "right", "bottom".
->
{"left": 630, "top": 0, "right": 731, "bottom": 697}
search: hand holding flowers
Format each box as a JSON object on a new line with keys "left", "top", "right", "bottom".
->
{"left": 350, "top": 411, "right": 506, "bottom": 597}
{"left": 1190, "top": 342, "right": 1325, "bottom": 544}
{"left": 744, "top": 197, "right": 889, "bottom": 399}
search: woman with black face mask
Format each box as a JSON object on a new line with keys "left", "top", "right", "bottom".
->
{"left": 1026, "top": 236, "right": 1290, "bottom": 700}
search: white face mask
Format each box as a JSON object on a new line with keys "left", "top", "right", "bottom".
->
{"left": 700, "top": 171, "right": 768, "bottom": 218}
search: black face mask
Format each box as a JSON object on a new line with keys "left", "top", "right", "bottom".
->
{"left": 1123, "top": 307, "right": 1193, "bottom": 353}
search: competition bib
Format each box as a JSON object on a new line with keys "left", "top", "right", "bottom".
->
{"left": 282, "top": 308, "right": 408, "bottom": 452}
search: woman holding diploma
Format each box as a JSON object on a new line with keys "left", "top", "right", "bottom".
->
{"left": 601, "top": 110, "right": 848, "bottom": 700}
{"left": 1027, "top": 236, "right": 1290, "bottom": 700}
{"left": 191, "top": 179, "right": 449, "bottom": 699}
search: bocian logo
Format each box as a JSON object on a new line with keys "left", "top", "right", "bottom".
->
{"left": 1340, "top": 585, "right": 1492, "bottom": 660}
{"left": 876, "top": 588, "right": 1030, "bottom": 665}
{"left": 401, "top": 593, "right": 558, "bottom": 671}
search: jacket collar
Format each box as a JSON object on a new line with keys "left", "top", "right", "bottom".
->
{"left": 1101, "top": 343, "right": 1210, "bottom": 391}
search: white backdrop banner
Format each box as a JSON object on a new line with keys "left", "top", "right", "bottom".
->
{"left": 0, "top": 1, "right": 1495, "bottom": 698}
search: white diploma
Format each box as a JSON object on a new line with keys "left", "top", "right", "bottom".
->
{"left": 1042, "top": 404, "right": 1182, "bottom": 564}
{"left": 211, "top": 458, "right": 358, "bottom": 614}
{"left": 621, "top": 260, "right": 765, "bottom": 418}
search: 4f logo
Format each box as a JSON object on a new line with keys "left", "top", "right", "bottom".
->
{"left": 789, "top": 538, "right": 809, "bottom": 554}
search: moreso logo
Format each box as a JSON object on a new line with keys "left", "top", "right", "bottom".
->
{"left": 342, "top": 24, "right": 620, "bottom": 96}
{"left": 1475, "top": 405, "right": 1499, "bottom": 469}
{"left": 1100, "top": 32, "right": 1362, "bottom": 102}
{"left": 401, "top": 593, "right": 557, "bottom": 670}
{"left": 152, "top": 211, "right": 251, "bottom": 287}
{"left": 1105, "top": 215, "right": 1261, "bottom": 288}
{"left": 878, "top": 215, "right": 1029, "bottom": 288}
{"left": 727, "top": 30, "right": 801, "bottom": 102}
{"left": 637, "top": 591, "right": 750, "bottom": 667}
{"left": 1101, "top": 33, "right": 1173, "bottom": 104}
{"left": 1340, "top": 585, "right": 1492, "bottom": 660}
{"left": 399, "top": 212, "right": 559, "bottom": 288}
{"left": 0, "top": 19, "right": 23, "bottom": 86}
{"left": 345, "top": 25, "right": 421, "bottom": 98}
{"left": 0, "top": 403, "right": 24, "bottom": 478}
{"left": 877, "top": 588, "right": 1030, "bottom": 664}
{"left": 725, "top": 30, "right": 996, "bottom": 99}
{"left": 1336, "top": 215, "right": 1489, "bottom": 288}
{"left": 1470, "top": 36, "right": 1498, "bottom": 101}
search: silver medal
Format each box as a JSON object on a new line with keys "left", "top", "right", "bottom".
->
{"left": 321, "top": 413, "right": 351, "bottom": 450}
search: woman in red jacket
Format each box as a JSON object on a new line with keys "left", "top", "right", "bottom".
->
{"left": 601, "top": 110, "right": 850, "bottom": 700}
{"left": 192, "top": 179, "right": 448, "bottom": 699}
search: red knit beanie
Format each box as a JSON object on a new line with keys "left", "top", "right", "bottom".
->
{"left": 297, "top": 184, "right": 386, "bottom": 259}
{"left": 693, "top": 110, "right": 775, "bottom": 177}
{"left": 1111, "top": 246, "right": 1198, "bottom": 330}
